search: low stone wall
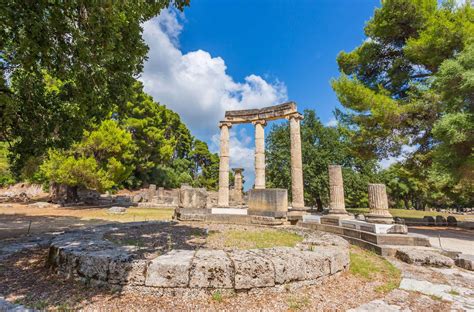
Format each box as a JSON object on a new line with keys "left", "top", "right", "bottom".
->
{"left": 47, "top": 223, "right": 349, "bottom": 291}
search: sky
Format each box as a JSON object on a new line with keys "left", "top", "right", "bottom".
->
{"left": 140, "top": 0, "right": 381, "bottom": 189}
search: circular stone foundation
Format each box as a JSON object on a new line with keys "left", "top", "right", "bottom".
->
{"left": 48, "top": 222, "right": 349, "bottom": 291}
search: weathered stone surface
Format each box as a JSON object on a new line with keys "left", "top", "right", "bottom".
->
{"left": 423, "top": 216, "right": 435, "bottom": 226}
{"left": 108, "top": 259, "right": 146, "bottom": 285}
{"left": 447, "top": 216, "right": 457, "bottom": 227}
{"left": 108, "top": 206, "right": 127, "bottom": 214}
{"left": 327, "top": 165, "right": 347, "bottom": 215}
{"left": 132, "top": 194, "right": 143, "bottom": 203}
{"left": 455, "top": 254, "right": 474, "bottom": 271}
{"left": 189, "top": 250, "right": 233, "bottom": 288}
{"left": 179, "top": 186, "right": 208, "bottom": 209}
{"left": 396, "top": 249, "right": 455, "bottom": 267}
{"left": 253, "top": 120, "right": 266, "bottom": 189}
{"left": 145, "top": 250, "right": 195, "bottom": 287}
{"left": 247, "top": 188, "right": 288, "bottom": 217}
{"left": 261, "top": 247, "right": 308, "bottom": 283}
{"left": 435, "top": 215, "right": 447, "bottom": 226}
{"left": 386, "top": 224, "right": 408, "bottom": 234}
{"left": 218, "top": 122, "right": 231, "bottom": 207}
{"left": 49, "top": 223, "right": 349, "bottom": 290}
{"left": 289, "top": 114, "right": 305, "bottom": 209}
{"left": 77, "top": 249, "right": 118, "bottom": 281}
{"left": 229, "top": 249, "right": 275, "bottom": 289}
{"left": 366, "top": 184, "right": 394, "bottom": 224}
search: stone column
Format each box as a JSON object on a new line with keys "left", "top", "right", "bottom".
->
{"left": 232, "top": 168, "right": 244, "bottom": 204}
{"left": 366, "top": 184, "right": 394, "bottom": 224}
{"left": 218, "top": 122, "right": 232, "bottom": 207}
{"left": 253, "top": 120, "right": 266, "bottom": 190}
{"left": 327, "top": 165, "right": 348, "bottom": 215}
{"left": 288, "top": 113, "right": 305, "bottom": 210}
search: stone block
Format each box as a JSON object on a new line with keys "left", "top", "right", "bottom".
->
{"left": 396, "top": 249, "right": 454, "bottom": 267}
{"left": 145, "top": 250, "right": 195, "bottom": 287}
{"left": 455, "top": 254, "right": 474, "bottom": 271}
{"left": 302, "top": 215, "right": 321, "bottom": 223}
{"left": 108, "top": 206, "right": 127, "bottom": 214}
{"left": 447, "top": 216, "right": 457, "bottom": 227}
{"left": 108, "top": 258, "right": 146, "bottom": 286}
{"left": 435, "top": 215, "right": 447, "bottom": 226}
{"left": 189, "top": 250, "right": 233, "bottom": 288}
{"left": 229, "top": 249, "right": 275, "bottom": 289}
{"left": 261, "top": 248, "right": 308, "bottom": 283}
{"left": 423, "top": 216, "right": 435, "bottom": 226}
{"left": 179, "top": 186, "right": 208, "bottom": 209}
{"left": 247, "top": 188, "right": 288, "bottom": 218}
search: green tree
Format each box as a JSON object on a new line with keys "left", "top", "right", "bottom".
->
{"left": 266, "top": 110, "right": 379, "bottom": 210}
{"left": 40, "top": 120, "right": 136, "bottom": 201}
{"left": 1, "top": 1, "right": 189, "bottom": 178}
{"left": 332, "top": 0, "right": 473, "bottom": 208}
{"left": 119, "top": 82, "right": 193, "bottom": 187}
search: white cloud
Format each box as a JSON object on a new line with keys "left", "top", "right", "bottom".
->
{"left": 325, "top": 117, "right": 338, "bottom": 127}
{"left": 140, "top": 9, "right": 287, "bottom": 189}
{"left": 140, "top": 10, "right": 287, "bottom": 136}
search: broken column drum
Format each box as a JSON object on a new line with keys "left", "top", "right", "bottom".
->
{"left": 366, "top": 184, "right": 394, "bottom": 224}
{"left": 327, "top": 165, "right": 348, "bottom": 215}
{"left": 232, "top": 168, "right": 244, "bottom": 204}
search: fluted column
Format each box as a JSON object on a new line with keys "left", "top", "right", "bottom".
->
{"left": 218, "top": 122, "right": 232, "bottom": 207}
{"left": 288, "top": 113, "right": 305, "bottom": 210}
{"left": 328, "top": 165, "right": 348, "bottom": 215}
{"left": 253, "top": 120, "right": 266, "bottom": 189}
{"left": 232, "top": 168, "right": 244, "bottom": 204}
{"left": 366, "top": 184, "right": 394, "bottom": 224}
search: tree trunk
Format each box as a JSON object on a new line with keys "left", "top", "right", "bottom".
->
{"left": 66, "top": 185, "right": 79, "bottom": 203}
{"left": 316, "top": 196, "right": 323, "bottom": 212}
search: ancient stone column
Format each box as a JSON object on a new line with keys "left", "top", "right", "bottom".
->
{"left": 232, "top": 168, "right": 244, "bottom": 204}
{"left": 366, "top": 184, "right": 394, "bottom": 224}
{"left": 218, "top": 122, "right": 232, "bottom": 207}
{"left": 288, "top": 113, "right": 305, "bottom": 210}
{"left": 253, "top": 120, "right": 266, "bottom": 190}
{"left": 327, "top": 165, "right": 348, "bottom": 215}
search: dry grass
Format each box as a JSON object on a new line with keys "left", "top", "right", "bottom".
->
{"left": 207, "top": 228, "right": 303, "bottom": 249}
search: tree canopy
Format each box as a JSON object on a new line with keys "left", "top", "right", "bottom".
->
{"left": 1, "top": 1, "right": 189, "bottom": 178}
{"left": 332, "top": 0, "right": 473, "bottom": 208}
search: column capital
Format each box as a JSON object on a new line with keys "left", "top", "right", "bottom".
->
{"left": 232, "top": 168, "right": 244, "bottom": 173}
{"left": 252, "top": 119, "right": 267, "bottom": 126}
{"left": 286, "top": 112, "right": 304, "bottom": 121}
{"left": 219, "top": 121, "right": 233, "bottom": 129}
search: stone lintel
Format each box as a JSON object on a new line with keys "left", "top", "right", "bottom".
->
{"left": 223, "top": 101, "right": 298, "bottom": 124}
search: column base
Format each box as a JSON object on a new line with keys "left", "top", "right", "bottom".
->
{"left": 365, "top": 214, "right": 394, "bottom": 224}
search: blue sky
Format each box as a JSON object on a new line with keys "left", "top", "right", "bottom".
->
{"left": 140, "top": 0, "right": 381, "bottom": 189}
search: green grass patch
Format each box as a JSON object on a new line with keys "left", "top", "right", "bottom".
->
{"left": 287, "top": 295, "right": 310, "bottom": 311}
{"left": 208, "top": 229, "right": 303, "bottom": 249}
{"left": 448, "top": 289, "right": 460, "bottom": 296}
{"left": 349, "top": 246, "right": 401, "bottom": 294}
{"left": 347, "top": 208, "right": 473, "bottom": 221}
{"left": 211, "top": 290, "right": 223, "bottom": 302}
